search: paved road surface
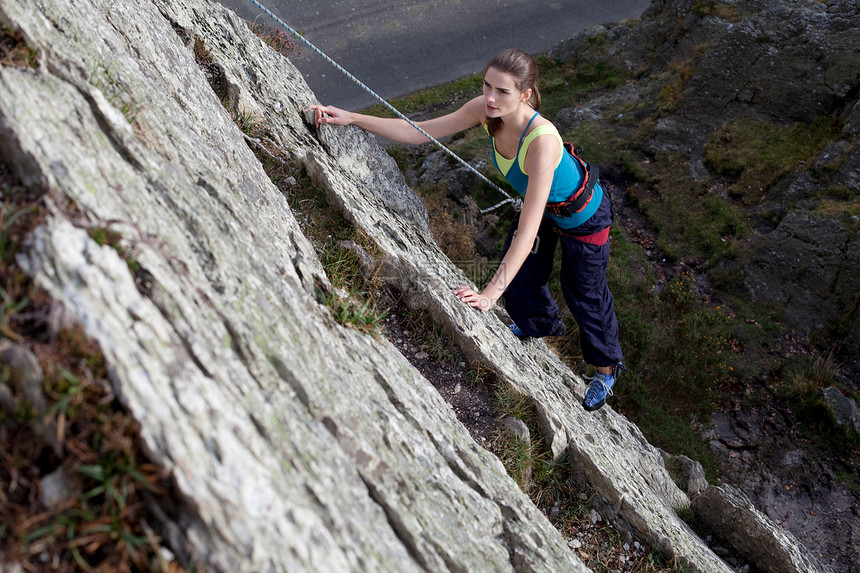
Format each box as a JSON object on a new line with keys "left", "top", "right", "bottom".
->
{"left": 217, "top": 0, "right": 650, "bottom": 110}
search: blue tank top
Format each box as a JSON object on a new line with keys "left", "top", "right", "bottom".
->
{"left": 486, "top": 112, "right": 602, "bottom": 230}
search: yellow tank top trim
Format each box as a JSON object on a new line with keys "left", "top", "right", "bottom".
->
{"left": 489, "top": 124, "right": 563, "bottom": 176}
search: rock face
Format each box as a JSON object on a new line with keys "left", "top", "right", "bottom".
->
{"left": 745, "top": 209, "right": 860, "bottom": 350}
{"left": 818, "top": 386, "right": 860, "bottom": 436}
{"left": 1, "top": 1, "right": 573, "bottom": 569}
{"left": 692, "top": 485, "right": 833, "bottom": 573}
{"left": 0, "top": 0, "right": 831, "bottom": 572}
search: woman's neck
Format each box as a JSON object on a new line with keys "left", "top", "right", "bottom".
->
{"left": 500, "top": 104, "right": 538, "bottom": 134}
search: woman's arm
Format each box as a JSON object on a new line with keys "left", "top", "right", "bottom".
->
{"left": 306, "top": 96, "right": 485, "bottom": 144}
{"left": 455, "top": 134, "right": 559, "bottom": 311}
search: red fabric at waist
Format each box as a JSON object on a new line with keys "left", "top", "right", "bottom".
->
{"left": 556, "top": 226, "right": 610, "bottom": 246}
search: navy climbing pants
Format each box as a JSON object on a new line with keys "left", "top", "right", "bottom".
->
{"left": 500, "top": 213, "right": 623, "bottom": 368}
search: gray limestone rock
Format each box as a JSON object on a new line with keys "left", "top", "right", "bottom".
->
{"left": 663, "top": 452, "right": 709, "bottom": 496}
{"left": 0, "top": 340, "right": 45, "bottom": 413}
{"left": 500, "top": 416, "right": 531, "bottom": 445}
{"left": 818, "top": 386, "right": 860, "bottom": 436}
{"left": 745, "top": 210, "right": 860, "bottom": 359}
{"left": 39, "top": 466, "right": 82, "bottom": 509}
{"left": 692, "top": 485, "right": 834, "bottom": 573}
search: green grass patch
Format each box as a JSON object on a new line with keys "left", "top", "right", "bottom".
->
{"left": 704, "top": 116, "right": 838, "bottom": 205}
{"left": 384, "top": 146, "right": 413, "bottom": 173}
{"left": 774, "top": 350, "right": 842, "bottom": 400}
{"left": 400, "top": 307, "right": 466, "bottom": 365}
{"left": 317, "top": 236, "right": 387, "bottom": 336}
{"left": 535, "top": 56, "right": 629, "bottom": 120}
{"left": 493, "top": 380, "right": 540, "bottom": 426}
{"left": 493, "top": 425, "right": 539, "bottom": 492}
{"left": 603, "top": 241, "right": 732, "bottom": 481}
{"left": 814, "top": 197, "right": 860, "bottom": 221}
{"left": 554, "top": 120, "right": 634, "bottom": 170}
{"left": 318, "top": 287, "right": 387, "bottom": 335}
{"left": 445, "top": 125, "right": 493, "bottom": 163}
{"left": 364, "top": 74, "right": 484, "bottom": 117}
{"left": 491, "top": 381, "right": 547, "bottom": 495}
{"left": 626, "top": 150, "right": 749, "bottom": 262}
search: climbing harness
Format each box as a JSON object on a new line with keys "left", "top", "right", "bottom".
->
{"left": 245, "top": 0, "right": 521, "bottom": 213}
{"left": 544, "top": 143, "right": 599, "bottom": 218}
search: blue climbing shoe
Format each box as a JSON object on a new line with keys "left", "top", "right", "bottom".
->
{"left": 508, "top": 322, "right": 566, "bottom": 339}
{"left": 582, "top": 372, "right": 615, "bottom": 411}
{"left": 509, "top": 323, "right": 528, "bottom": 338}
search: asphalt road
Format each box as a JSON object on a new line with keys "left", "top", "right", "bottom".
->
{"left": 217, "top": 0, "right": 651, "bottom": 110}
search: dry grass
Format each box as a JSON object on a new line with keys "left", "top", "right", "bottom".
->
{"left": 0, "top": 26, "right": 39, "bottom": 69}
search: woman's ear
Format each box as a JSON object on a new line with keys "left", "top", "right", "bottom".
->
{"left": 521, "top": 88, "right": 533, "bottom": 103}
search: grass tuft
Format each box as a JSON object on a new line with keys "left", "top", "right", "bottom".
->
{"left": 318, "top": 287, "right": 387, "bottom": 335}
{"left": 232, "top": 105, "right": 264, "bottom": 137}
{"left": 492, "top": 426, "right": 539, "bottom": 492}
{"left": 365, "top": 74, "right": 484, "bottom": 117}
{"left": 778, "top": 350, "right": 841, "bottom": 399}
{"left": 90, "top": 66, "right": 143, "bottom": 126}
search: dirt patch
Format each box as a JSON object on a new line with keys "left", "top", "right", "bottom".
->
{"left": 381, "top": 311, "right": 496, "bottom": 445}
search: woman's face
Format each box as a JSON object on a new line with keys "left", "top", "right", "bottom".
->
{"left": 483, "top": 67, "right": 529, "bottom": 118}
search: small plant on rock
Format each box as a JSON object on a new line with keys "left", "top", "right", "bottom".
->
{"left": 232, "top": 105, "right": 264, "bottom": 137}
{"left": 318, "top": 287, "right": 386, "bottom": 335}
{"left": 249, "top": 18, "right": 299, "bottom": 58}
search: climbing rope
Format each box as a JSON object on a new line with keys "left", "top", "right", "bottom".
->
{"left": 245, "top": 0, "right": 521, "bottom": 213}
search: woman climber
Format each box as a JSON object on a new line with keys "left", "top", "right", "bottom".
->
{"left": 307, "top": 48, "right": 624, "bottom": 411}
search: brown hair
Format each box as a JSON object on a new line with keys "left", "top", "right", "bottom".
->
{"left": 484, "top": 48, "right": 541, "bottom": 136}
